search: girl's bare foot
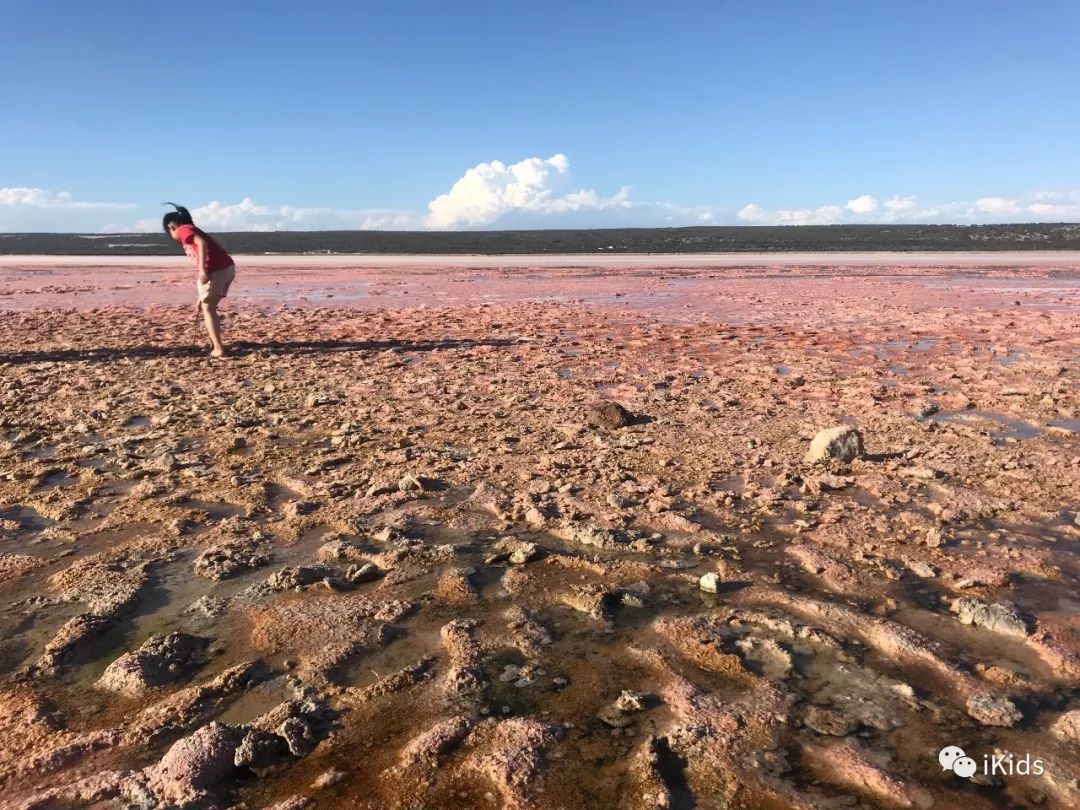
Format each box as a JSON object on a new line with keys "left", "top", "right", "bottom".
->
{"left": 209, "top": 348, "right": 227, "bottom": 359}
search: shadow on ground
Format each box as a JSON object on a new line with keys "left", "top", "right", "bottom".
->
{"left": 0, "top": 337, "right": 518, "bottom": 365}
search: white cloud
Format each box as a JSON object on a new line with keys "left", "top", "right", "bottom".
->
{"left": 9, "top": 165, "right": 1080, "bottom": 233}
{"left": 0, "top": 187, "right": 137, "bottom": 231}
{"left": 1031, "top": 190, "right": 1080, "bottom": 204}
{"left": 0, "top": 187, "right": 133, "bottom": 210}
{"left": 883, "top": 196, "right": 916, "bottom": 213}
{"left": 738, "top": 202, "right": 846, "bottom": 226}
{"left": 974, "top": 196, "right": 1019, "bottom": 214}
{"left": 425, "top": 153, "right": 633, "bottom": 228}
{"left": 132, "top": 197, "right": 419, "bottom": 232}
{"left": 845, "top": 194, "right": 878, "bottom": 214}
{"left": 737, "top": 190, "right": 1080, "bottom": 226}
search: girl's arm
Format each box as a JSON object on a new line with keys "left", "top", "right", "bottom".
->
{"left": 192, "top": 234, "right": 209, "bottom": 281}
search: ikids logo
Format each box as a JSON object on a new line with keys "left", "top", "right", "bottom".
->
{"left": 938, "top": 745, "right": 1045, "bottom": 779}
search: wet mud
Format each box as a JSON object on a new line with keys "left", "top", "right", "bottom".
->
{"left": 0, "top": 257, "right": 1078, "bottom": 809}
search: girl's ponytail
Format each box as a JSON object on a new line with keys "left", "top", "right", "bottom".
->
{"left": 161, "top": 202, "right": 195, "bottom": 233}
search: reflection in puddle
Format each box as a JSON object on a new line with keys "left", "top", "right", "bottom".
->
{"left": 35, "top": 469, "right": 78, "bottom": 492}
{"left": 217, "top": 675, "right": 291, "bottom": 725}
{"left": 927, "top": 409, "right": 1043, "bottom": 442}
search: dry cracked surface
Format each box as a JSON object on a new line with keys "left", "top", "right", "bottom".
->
{"left": 0, "top": 260, "right": 1078, "bottom": 809}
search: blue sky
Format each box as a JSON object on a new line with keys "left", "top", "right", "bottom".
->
{"left": 3, "top": 0, "right": 1079, "bottom": 231}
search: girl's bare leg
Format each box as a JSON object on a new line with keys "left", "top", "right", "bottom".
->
{"left": 201, "top": 299, "right": 226, "bottom": 357}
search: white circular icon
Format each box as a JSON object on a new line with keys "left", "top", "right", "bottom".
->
{"left": 938, "top": 745, "right": 966, "bottom": 771}
{"left": 952, "top": 756, "right": 978, "bottom": 779}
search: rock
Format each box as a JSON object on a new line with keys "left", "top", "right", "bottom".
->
{"left": 803, "top": 705, "right": 857, "bottom": 736}
{"left": 145, "top": 722, "right": 241, "bottom": 807}
{"left": 966, "top": 693, "right": 1022, "bottom": 727}
{"left": 508, "top": 542, "right": 540, "bottom": 565}
{"left": 185, "top": 595, "right": 230, "bottom": 618}
{"left": 266, "top": 797, "right": 315, "bottom": 810}
{"left": 153, "top": 452, "right": 178, "bottom": 472}
{"left": 234, "top": 728, "right": 291, "bottom": 776}
{"left": 398, "top": 473, "right": 424, "bottom": 492}
{"left": 97, "top": 633, "right": 210, "bottom": 695}
{"left": 284, "top": 500, "right": 320, "bottom": 518}
{"left": 194, "top": 543, "right": 270, "bottom": 580}
{"left": 615, "top": 690, "right": 655, "bottom": 712}
{"left": 316, "top": 538, "right": 368, "bottom": 563}
{"left": 586, "top": 401, "right": 634, "bottom": 429}
{"left": 817, "top": 474, "right": 855, "bottom": 491}
{"left": 470, "top": 481, "right": 512, "bottom": 517}
{"left": 699, "top": 572, "right": 720, "bottom": 593}
{"left": 345, "top": 562, "right": 382, "bottom": 584}
{"left": 598, "top": 690, "right": 656, "bottom": 727}
{"left": 924, "top": 527, "right": 945, "bottom": 547}
{"left": 1050, "top": 709, "right": 1080, "bottom": 744}
{"left": 266, "top": 565, "right": 351, "bottom": 592}
{"left": 304, "top": 392, "right": 338, "bottom": 408}
{"left": 734, "top": 636, "right": 793, "bottom": 680}
{"left": 570, "top": 525, "right": 647, "bottom": 550}
{"left": 805, "top": 425, "right": 865, "bottom": 464}
{"left": 486, "top": 537, "right": 542, "bottom": 565}
{"left": 498, "top": 665, "right": 522, "bottom": 683}
{"left": 365, "top": 481, "right": 397, "bottom": 498}
{"left": 399, "top": 716, "right": 476, "bottom": 767}
{"left": 312, "top": 769, "right": 347, "bottom": 789}
{"left": 801, "top": 739, "right": 934, "bottom": 809}
{"left": 905, "top": 559, "right": 936, "bottom": 578}
{"left": 951, "top": 597, "right": 1030, "bottom": 638}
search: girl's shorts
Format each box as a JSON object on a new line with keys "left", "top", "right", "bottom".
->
{"left": 197, "top": 265, "right": 236, "bottom": 303}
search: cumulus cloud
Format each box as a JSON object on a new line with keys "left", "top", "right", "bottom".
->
{"left": 125, "top": 154, "right": 644, "bottom": 231}
{"left": 974, "top": 196, "right": 1019, "bottom": 214}
{"left": 845, "top": 195, "right": 878, "bottom": 214}
{"left": 0, "top": 187, "right": 137, "bottom": 231}
{"left": 0, "top": 187, "right": 133, "bottom": 210}
{"left": 883, "top": 196, "right": 917, "bottom": 213}
{"left": 737, "top": 189, "right": 1080, "bottom": 226}
{"left": 132, "top": 198, "right": 418, "bottom": 232}
{"left": 737, "top": 203, "right": 845, "bottom": 226}
{"left": 425, "top": 154, "right": 632, "bottom": 228}
{"left": 10, "top": 161, "right": 1080, "bottom": 233}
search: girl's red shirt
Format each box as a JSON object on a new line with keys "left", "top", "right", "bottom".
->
{"left": 175, "top": 224, "right": 234, "bottom": 273}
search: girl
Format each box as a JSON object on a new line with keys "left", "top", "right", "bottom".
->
{"left": 162, "top": 203, "right": 236, "bottom": 358}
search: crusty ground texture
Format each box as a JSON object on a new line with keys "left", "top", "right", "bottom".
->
{"left": 0, "top": 259, "right": 1078, "bottom": 809}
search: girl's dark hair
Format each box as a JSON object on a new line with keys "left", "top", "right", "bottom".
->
{"left": 162, "top": 202, "right": 194, "bottom": 233}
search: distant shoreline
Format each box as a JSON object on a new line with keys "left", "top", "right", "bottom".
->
{"left": 2, "top": 222, "right": 1079, "bottom": 257}
{"left": 3, "top": 251, "right": 1080, "bottom": 269}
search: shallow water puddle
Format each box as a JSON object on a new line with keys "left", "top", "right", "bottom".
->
{"left": 34, "top": 468, "right": 79, "bottom": 492}
{"left": 177, "top": 498, "right": 249, "bottom": 521}
{"left": 928, "top": 409, "right": 1043, "bottom": 442}
{"left": 339, "top": 617, "right": 444, "bottom": 689}
{"left": 217, "top": 675, "right": 291, "bottom": 725}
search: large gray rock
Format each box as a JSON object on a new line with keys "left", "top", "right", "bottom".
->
{"left": 145, "top": 722, "right": 241, "bottom": 806}
{"left": 966, "top": 694, "right": 1022, "bottom": 727}
{"left": 951, "top": 597, "right": 1030, "bottom": 638}
{"left": 97, "top": 633, "right": 209, "bottom": 695}
{"left": 805, "top": 425, "right": 865, "bottom": 463}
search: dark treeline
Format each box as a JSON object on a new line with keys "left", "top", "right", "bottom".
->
{"left": 2, "top": 223, "right": 1079, "bottom": 256}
